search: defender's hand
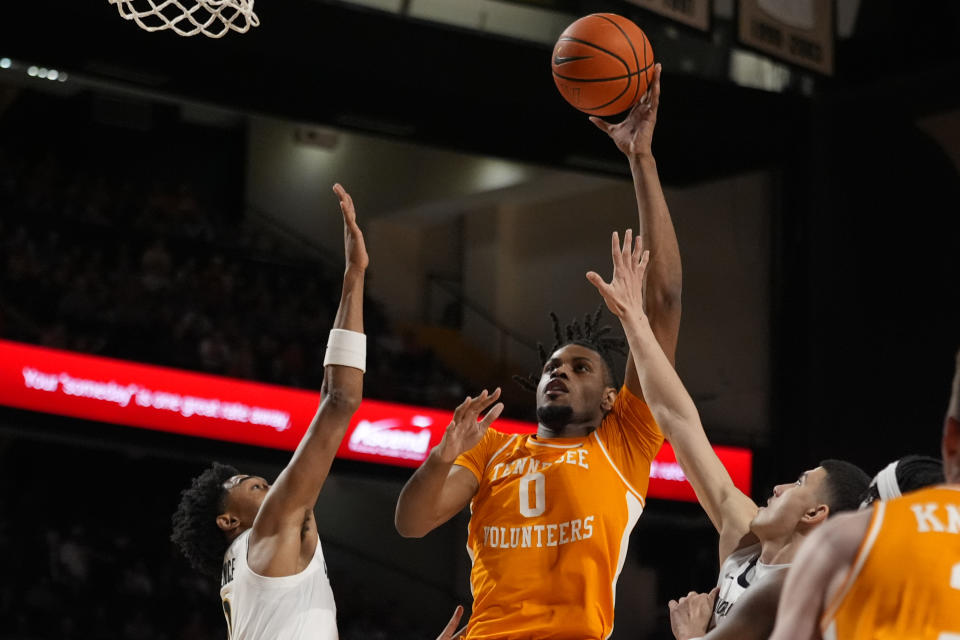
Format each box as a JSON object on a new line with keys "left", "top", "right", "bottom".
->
{"left": 668, "top": 587, "right": 719, "bottom": 640}
{"left": 589, "top": 63, "right": 661, "bottom": 158}
{"left": 333, "top": 183, "right": 369, "bottom": 272}
{"left": 586, "top": 229, "right": 650, "bottom": 322}
{"left": 436, "top": 389, "right": 504, "bottom": 464}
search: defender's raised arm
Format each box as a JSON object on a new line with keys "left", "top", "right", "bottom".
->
{"left": 246, "top": 183, "right": 368, "bottom": 577}
{"left": 587, "top": 231, "right": 757, "bottom": 559}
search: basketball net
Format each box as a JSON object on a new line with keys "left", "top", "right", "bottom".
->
{"left": 107, "top": 0, "right": 259, "bottom": 38}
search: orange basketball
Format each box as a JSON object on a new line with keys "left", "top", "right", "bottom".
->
{"left": 551, "top": 14, "right": 654, "bottom": 117}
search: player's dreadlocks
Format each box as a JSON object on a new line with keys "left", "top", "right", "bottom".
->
{"left": 171, "top": 461, "right": 239, "bottom": 581}
{"left": 514, "top": 306, "right": 627, "bottom": 392}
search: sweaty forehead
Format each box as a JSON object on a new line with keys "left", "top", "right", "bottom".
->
{"left": 548, "top": 343, "right": 602, "bottom": 363}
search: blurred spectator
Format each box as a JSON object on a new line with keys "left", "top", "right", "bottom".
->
{"left": 0, "top": 145, "right": 468, "bottom": 408}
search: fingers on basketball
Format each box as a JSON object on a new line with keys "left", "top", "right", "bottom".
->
{"left": 651, "top": 63, "right": 662, "bottom": 104}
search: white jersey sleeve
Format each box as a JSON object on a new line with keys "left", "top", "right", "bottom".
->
{"left": 219, "top": 530, "right": 338, "bottom": 640}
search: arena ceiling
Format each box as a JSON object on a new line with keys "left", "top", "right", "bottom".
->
{"left": 1, "top": 1, "right": 958, "bottom": 185}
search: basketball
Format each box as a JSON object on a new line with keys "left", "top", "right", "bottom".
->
{"left": 551, "top": 14, "right": 654, "bottom": 117}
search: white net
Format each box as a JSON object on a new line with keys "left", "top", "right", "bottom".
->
{"left": 108, "top": 0, "right": 259, "bottom": 38}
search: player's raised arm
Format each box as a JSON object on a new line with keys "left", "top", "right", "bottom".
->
{"left": 246, "top": 183, "right": 367, "bottom": 576}
{"left": 395, "top": 389, "right": 504, "bottom": 538}
{"left": 591, "top": 63, "right": 682, "bottom": 382}
{"left": 586, "top": 232, "right": 757, "bottom": 559}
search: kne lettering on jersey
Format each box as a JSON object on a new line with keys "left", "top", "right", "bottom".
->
{"left": 481, "top": 516, "right": 595, "bottom": 549}
{"left": 911, "top": 502, "right": 960, "bottom": 532}
{"left": 490, "top": 449, "right": 589, "bottom": 481}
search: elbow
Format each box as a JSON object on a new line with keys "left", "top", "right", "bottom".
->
{"left": 395, "top": 523, "right": 426, "bottom": 539}
{"left": 394, "top": 512, "right": 428, "bottom": 539}
{"left": 319, "top": 386, "right": 362, "bottom": 416}
{"left": 649, "top": 282, "right": 682, "bottom": 313}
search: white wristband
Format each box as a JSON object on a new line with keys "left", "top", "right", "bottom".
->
{"left": 323, "top": 329, "right": 366, "bottom": 372}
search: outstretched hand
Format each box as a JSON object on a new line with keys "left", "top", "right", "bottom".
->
{"left": 333, "top": 183, "right": 369, "bottom": 272}
{"left": 434, "top": 605, "right": 466, "bottom": 640}
{"left": 586, "top": 229, "right": 650, "bottom": 322}
{"left": 436, "top": 389, "right": 504, "bottom": 464}
{"left": 589, "top": 62, "right": 661, "bottom": 158}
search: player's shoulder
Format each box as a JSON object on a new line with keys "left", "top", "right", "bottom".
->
{"left": 613, "top": 383, "right": 645, "bottom": 408}
{"left": 882, "top": 484, "right": 960, "bottom": 528}
{"left": 471, "top": 428, "right": 524, "bottom": 461}
{"left": 898, "top": 484, "right": 958, "bottom": 502}
{"left": 604, "top": 385, "right": 656, "bottom": 426}
{"left": 484, "top": 427, "right": 523, "bottom": 447}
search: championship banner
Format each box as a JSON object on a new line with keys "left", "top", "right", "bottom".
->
{"left": 626, "top": 0, "right": 711, "bottom": 32}
{"left": 0, "top": 339, "right": 751, "bottom": 502}
{"left": 738, "top": 0, "right": 833, "bottom": 75}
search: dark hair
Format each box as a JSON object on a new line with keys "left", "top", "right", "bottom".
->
{"left": 171, "top": 461, "right": 239, "bottom": 579}
{"left": 858, "top": 454, "right": 944, "bottom": 507}
{"left": 514, "top": 307, "right": 626, "bottom": 392}
{"left": 818, "top": 459, "right": 871, "bottom": 516}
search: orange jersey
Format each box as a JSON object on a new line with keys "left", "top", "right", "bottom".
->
{"left": 822, "top": 486, "right": 960, "bottom": 640}
{"left": 455, "top": 386, "right": 663, "bottom": 640}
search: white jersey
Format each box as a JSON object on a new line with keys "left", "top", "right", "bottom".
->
{"left": 712, "top": 543, "right": 788, "bottom": 627}
{"left": 219, "top": 530, "right": 338, "bottom": 640}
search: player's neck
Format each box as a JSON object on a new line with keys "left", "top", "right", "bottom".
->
{"left": 224, "top": 525, "right": 250, "bottom": 545}
{"left": 757, "top": 533, "right": 803, "bottom": 565}
{"left": 536, "top": 421, "right": 596, "bottom": 439}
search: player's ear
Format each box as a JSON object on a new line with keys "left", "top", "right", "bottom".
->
{"left": 216, "top": 512, "right": 240, "bottom": 533}
{"left": 802, "top": 503, "right": 829, "bottom": 526}
{"left": 600, "top": 386, "right": 617, "bottom": 413}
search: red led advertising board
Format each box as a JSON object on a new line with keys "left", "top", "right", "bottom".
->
{"left": 0, "top": 339, "right": 751, "bottom": 502}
